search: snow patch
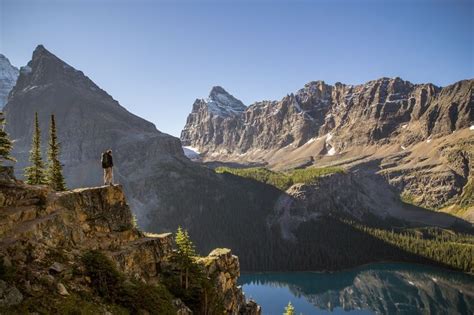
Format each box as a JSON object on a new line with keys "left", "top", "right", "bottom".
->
{"left": 401, "top": 145, "right": 407, "bottom": 150}
{"left": 326, "top": 133, "right": 333, "bottom": 141}
{"left": 426, "top": 139, "right": 432, "bottom": 143}
{"left": 408, "top": 281, "right": 415, "bottom": 286}
{"left": 327, "top": 147, "right": 336, "bottom": 156}
{"left": 20, "top": 66, "right": 32, "bottom": 74}
{"left": 183, "top": 146, "right": 200, "bottom": 160}
{"left": 470, "top": 125, "right": 474, "bottom": 130}
{"left": 401, "top": 124, "right": 408, "bottom": 129}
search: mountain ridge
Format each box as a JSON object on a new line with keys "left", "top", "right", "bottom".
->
{"left": 181, "top": 77, "right": 472, "bottom": 158}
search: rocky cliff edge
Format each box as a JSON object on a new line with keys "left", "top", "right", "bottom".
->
{"left": 0, "top": 166, "right": 260, "bottom": 314}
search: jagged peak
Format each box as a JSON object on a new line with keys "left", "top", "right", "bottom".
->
{"left": 31, "top": 44, "right": 65, "bottom": 65}
{"left": 204, "top": 85, "right": 246, "bottom": 117}
{"left": 209, "top": 86, "right": 230, "bottom": 98}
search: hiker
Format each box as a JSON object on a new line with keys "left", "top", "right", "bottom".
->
{"left": 101, "top": 149, "right": 114, "bottom": 186}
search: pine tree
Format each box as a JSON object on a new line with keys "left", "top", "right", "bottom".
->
{"left": 24, "top": 113, "right": 46, "bottom": 184}
{"left": 46, "top": 114, "right": 66, "bottom": 191}
{"left": 175, "top": 226, "right": 197, "bottom": 290}
{"left": 284, "top": 302, "right": 295, "bottom": 315}
{"left": 0, "top": 112, "right": 15, "bottom": 164}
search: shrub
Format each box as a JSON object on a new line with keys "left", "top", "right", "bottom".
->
{"left": 82, "top": 250, "right": 176, "bottom": 314}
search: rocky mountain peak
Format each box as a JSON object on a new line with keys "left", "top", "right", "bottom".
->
{"left": 0, "top": 53, "right": 19, "bottom": 109}
{"left": 204, "top": 85, "right": 246, "bottom": 117}
{"left": 12, "top": 44, "right": 101, "bottom": 96}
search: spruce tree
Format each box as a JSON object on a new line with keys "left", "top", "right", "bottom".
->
{"left": 24, "top": 113, "right": 46, "bottom": 184}
{"left": 0, "top": 112, "right": 15, "bottom": 164}
{"left": 46, "top": 114, "right": 66, "bottom": 191}
{"left": 284, "top": 302, "right": 295, "bottom": 315}
{"left": 175, "top": 226, "right": 197, "bottom": 290}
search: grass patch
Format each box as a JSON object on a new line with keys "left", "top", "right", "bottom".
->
{"left": 82, "top": 250, "right": 176, "bottom": 315}
{"left": 215, "top": 166, "right": 344, "bottom": 190}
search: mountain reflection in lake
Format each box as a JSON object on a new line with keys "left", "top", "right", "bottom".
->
{"left": 239, "top": 263, "right": 474, "bottom": 315}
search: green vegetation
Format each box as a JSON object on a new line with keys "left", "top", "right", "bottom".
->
{"left": 163, "top": 227, "right": 224, "bottom": 314}
{"left": 284, "top": 301, "right": 295, "bottom": 315}
{"left": 349, "top": 221, "right": 474, "bottom": 273}
{"left": 46, "top": 114, "right": 66, "bottom": 191}
{"left": 82, "top": 250, "right": 176, "bottom": 314}
{"left": 1, "top": 291, "right": 130, "bottom": 315}
{"left": 215, "top": 166, "right": 345, "bottom": 190}
{"left": 0, "top": 112, "right": 15, "bottom": 163}
{"left": 0, "top": 260, "right": 16, "bottom": 282}
{"left": 228, "top": 215, "right": 473, "bottom": 273}
{"left": 24, "top": 112, "right": 47, "bottom": 185}
{"left": 175, "top": 226, "right": 197, "bottom": 290}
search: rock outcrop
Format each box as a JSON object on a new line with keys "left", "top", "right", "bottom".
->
{"left": 0, "top": 166, "right": 260, "bottom": 314}
{"left": 199, "top": 248, "right": 260, "bottom": 315}
{"left": 0, "top": 54, "right": 18, "bottom": 109}
{"left": 268, "top": 170, "right": 472, "bottom": 241}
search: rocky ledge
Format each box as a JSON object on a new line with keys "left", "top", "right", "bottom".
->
{"left": 0, "top": 166, "right": 260, "bottom": 314}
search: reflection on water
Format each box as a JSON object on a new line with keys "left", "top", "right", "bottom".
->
{"left": 239, "top": 263, "right": 474, "bottom": 315}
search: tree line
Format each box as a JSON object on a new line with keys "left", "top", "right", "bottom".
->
{"left": 215, "top": 166, "right": 344, "bottom": 191}
{"left": 0, "top": 111, "right": 66, "bottom": 191}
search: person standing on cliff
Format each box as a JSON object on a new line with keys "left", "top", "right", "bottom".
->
{"left": 101, "top": 149, "right": 114, "bottom": 186}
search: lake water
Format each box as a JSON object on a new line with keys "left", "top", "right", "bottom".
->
{"left": 239, "top": 263, "right": 474, "bottom": 315}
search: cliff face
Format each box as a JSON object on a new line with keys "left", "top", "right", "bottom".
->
{"left": 0, "top": 166, "right": 260, "bottom": 314}
{"left": 181, "top": 78, "right": 473, "bottom": 157}
{"left": 0, "top": 54, "right": 18, "bottom": 109}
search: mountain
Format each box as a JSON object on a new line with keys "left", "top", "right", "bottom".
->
{"left": 0, "top": 54, "right": 19, "bottom": 109}
{"left": 181, "top": 79, "right": 474, "bottom": 219}
{"left": 4, "top": 45, "right": 187, "bottom": 223}
{"left": 182, "top": 78, "right": 473, "bottom": 157}
{"left": 4, "top": 46, "right": 472, "bottom": 273}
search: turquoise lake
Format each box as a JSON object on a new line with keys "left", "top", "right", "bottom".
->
{"left": 239, "top": 263, "right": 474, "bottom": 315}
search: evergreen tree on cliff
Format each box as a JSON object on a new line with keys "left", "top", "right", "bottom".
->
{"left": 0, "top": 112, "right": 15, "bottom": 164}
{"left": 24, "top": 113, "right": 47, "bottom": 184}
{"left": 46, "top": 114, "right": 66, "bottom": 191}
{"left": 175, "top": 226, "right": 197, "bottom": 290}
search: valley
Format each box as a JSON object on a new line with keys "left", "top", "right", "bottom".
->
{"left": 0, "top": 46, "right": 472, "bottom": 275}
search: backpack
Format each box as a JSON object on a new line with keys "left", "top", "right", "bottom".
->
{"left": 101, "top": 152, "right": 110, "bottom": 168}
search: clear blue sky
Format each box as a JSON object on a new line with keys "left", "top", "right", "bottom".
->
{"left": 1, "top": 0, "right": 473, "bottom": 136}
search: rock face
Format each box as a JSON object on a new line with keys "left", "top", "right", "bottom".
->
{"left": 0, "top": 166, "right": 260, "bottom": 314}
{"left": 181, "top": 78, "right": 473, "bottom": 156}
{"left": 269, "top": 170, "right": 471, "bottom": 241}
{"left": 0, "top": 54, "right": 19, "bottom": 109}
{"left": 199, "top": 248, "right": 261, "bottom": 315}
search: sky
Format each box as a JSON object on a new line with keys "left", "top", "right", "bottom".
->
{"left": 1, "top": 0, "right": 473, "bottom": 137}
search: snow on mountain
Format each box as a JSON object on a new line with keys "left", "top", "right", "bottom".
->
{"left": 0, "top": 54, "right": 19, "bottom": 108}
{"left": 183, "top": 146, "right": 201, "bottom": 160}
{"left": 204, "top": 86, "right": 246, "bottom": 117}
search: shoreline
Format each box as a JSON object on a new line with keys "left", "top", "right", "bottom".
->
{"left": 240, "top": 260, "right": 474, "bottom": 277}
